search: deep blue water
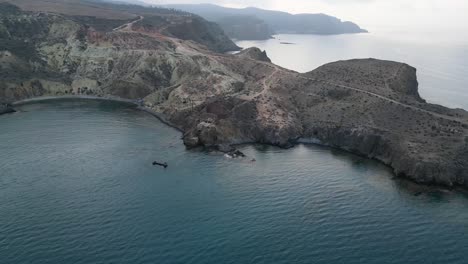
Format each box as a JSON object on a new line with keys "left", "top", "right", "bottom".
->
{"left": 1, "top": 100, "right": 468, "bottom": 264}
{"left": 236, "top": 33, "right": 468, "bottom": 110}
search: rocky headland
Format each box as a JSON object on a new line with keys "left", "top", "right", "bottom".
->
{"left": 163, "top": 4, "right": 367, "bottom": 40}
{"left": 1, "top": 1, "right": 467, "bottom": 187}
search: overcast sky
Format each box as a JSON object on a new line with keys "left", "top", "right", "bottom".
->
{"left": 142, "top": 0, "right": 468, "bottom": 34}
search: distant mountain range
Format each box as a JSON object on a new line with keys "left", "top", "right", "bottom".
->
{"left": 100, "top": 0, "right": 150, "bottom": 6}
{"left": 162, "top": 4, "right": 368, "bottom": 40}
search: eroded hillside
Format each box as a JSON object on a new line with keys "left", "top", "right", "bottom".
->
{"left": 0, "top": 2, "right": 467, "bottom": 187}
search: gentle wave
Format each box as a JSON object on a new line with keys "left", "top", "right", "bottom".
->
{"left": 1, "top": 100, "right": 468, "bottom": 264}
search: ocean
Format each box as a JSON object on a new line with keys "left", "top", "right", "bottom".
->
{"left": 236, "top": 32, "right": 468, "bottom": 110}
{"left": 1, "top": 99, "right": 468, "bottom": 264}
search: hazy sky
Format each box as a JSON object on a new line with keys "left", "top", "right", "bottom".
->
{"left": 143, "top": 0, "right": 468, "bottom": 34}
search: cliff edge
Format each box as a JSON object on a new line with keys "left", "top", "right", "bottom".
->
{"left": 1, "top": 2, "right": 467, "bottom": 187}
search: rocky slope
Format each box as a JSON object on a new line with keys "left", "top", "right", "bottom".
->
{"left": 1, "top": 2, "right": 467, "bottom": 187}
{"left": 0, "top": 0, "right": 240, "bottom": 53}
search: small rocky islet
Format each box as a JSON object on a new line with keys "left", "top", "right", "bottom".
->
{"left": 0, "top": 1, "right": 467, "bottom": 187}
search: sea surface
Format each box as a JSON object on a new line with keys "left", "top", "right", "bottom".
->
{"left": 1, "top": 99, "right": 468, "bottom": 264}
{"left": 236, "top": 32, "right": 468, "bottom": 110}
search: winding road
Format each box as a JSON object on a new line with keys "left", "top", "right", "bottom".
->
{"left": 110, "top": 16, "right": 467, "bottom": 126}
{"left": 296, "top": 75, "right": 468, "bottom": 125}
{"left": 112, "top": 15, "right": 144, "bottom": 32}
{"left": 245, "top": 58, "right": 468, "bottom": 125}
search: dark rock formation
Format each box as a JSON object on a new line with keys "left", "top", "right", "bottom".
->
{"left": 225, "top": 149, "right": 246, "bottom": 158}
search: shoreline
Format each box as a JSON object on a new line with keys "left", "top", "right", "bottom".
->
{"left": 136, "top": 106, "right": 184, "bottom": 133}
{"left": 12, "top": 95, "right": 184, "bottom": 133}
{"left": 12, "top": 95, "right": 138, "bottom": 106}
{"left": 10, "top": 95, "right": 466, "bottom": 190}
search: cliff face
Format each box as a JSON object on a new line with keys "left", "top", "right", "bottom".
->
{"left": 1, "top": 3, "right": 467, "bottom": 187}
{"left": 295, "top": 60, "right": 468, "bottom": 186}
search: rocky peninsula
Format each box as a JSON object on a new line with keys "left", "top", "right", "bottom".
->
{"left": 0, "top": 1, "right": 467, "bottom": 187}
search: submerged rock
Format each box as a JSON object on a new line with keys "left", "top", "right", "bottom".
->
{"left": 224, "top": 149, "right": 246, "bottom": 159}
{"left": 231, "top": 150, "right": 246, "bottom": 158}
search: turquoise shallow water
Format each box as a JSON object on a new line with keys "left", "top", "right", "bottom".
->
{"left": 1, "top": 100, "right": 468, "bottom": 264}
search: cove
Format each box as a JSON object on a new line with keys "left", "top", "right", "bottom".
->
{"left": 1, "top": 99, "right": 468, "bottom": 264}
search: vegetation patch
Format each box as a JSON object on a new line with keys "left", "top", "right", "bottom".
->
{"left": 0, "top": 39, "right": 40, "bottom": 61}
{"left": 326, "top": 88, "right": 352, "bottom": 100}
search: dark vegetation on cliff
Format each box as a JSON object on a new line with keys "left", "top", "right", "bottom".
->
{"left": 0, "top": 0, "right": 467, "bottom": 188}
{"left": 163, "top": 4, "right": 367, "bottom": 40}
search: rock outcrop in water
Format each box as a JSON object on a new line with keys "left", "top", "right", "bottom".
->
{"left": 1, "top": 1, "right": 467, "bottom": 187}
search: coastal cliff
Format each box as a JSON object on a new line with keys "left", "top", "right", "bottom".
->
{"left": 1, "top": 2, "right": 467, "bottom": 187}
